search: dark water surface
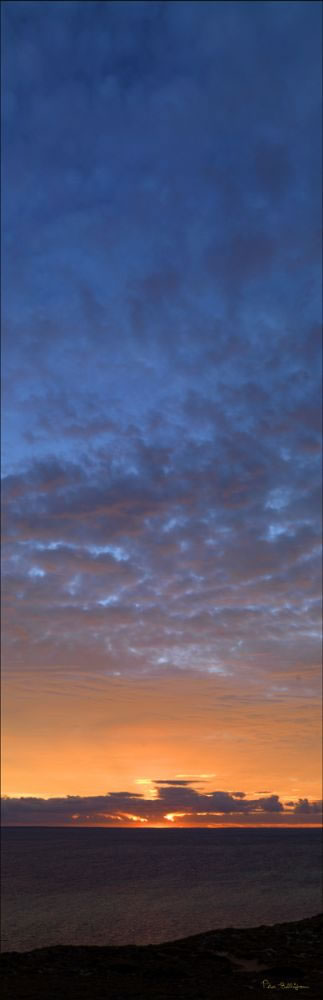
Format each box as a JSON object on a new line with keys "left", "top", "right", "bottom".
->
{"left": 1, "top": 827, "right": 322, "bottom": 952}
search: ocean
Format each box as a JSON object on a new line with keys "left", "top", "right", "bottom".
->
{"left": 1, "top": 827, "right": 322, "bottom": 952}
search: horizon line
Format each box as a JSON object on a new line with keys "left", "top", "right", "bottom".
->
{"left": 2, "top": 823, "right": 321, "bottom": 829}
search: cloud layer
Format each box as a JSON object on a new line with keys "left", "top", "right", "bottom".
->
{"left": 2, "top": 2, "right": 321, "bottom": 804}
{"left": 2, "top": 781, "right": 322, "bottom": 826}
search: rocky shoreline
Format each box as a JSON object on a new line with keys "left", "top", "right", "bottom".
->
{"left": 1, "top": 913, "right": 322, "bottom": 999}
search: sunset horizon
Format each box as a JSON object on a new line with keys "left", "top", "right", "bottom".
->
{"left": 1, "top": 3, "right": 322, "bottom": 989}
{"left": 2, "top": 0, "right": 322, "bottom": 831}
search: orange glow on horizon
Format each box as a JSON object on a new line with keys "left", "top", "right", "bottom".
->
{"left": 2, "top": 669, "right": 321, "bottom": 826}
{"left": 164, "top": 812, "right": 187, "bottom": 822}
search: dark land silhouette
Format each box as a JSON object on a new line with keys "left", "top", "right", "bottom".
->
{"left": 1, "top": 913, "right": 322, "bottom": 999}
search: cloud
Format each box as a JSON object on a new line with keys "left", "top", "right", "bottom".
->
{"left": 2, "top": 784, "right": 322, "bottom": 826}
{"left": 154, "top": 779, "right": 194, "bottom": 786}
{"left": 293, "top": 798, "right": 323, "bottom": 815}
{"left": 2, "top": 0, "right": 321, "bottom": 800}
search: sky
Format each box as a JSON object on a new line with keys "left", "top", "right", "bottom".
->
{"left": 1, "top": 0, "right": 322, "bottom": 827}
